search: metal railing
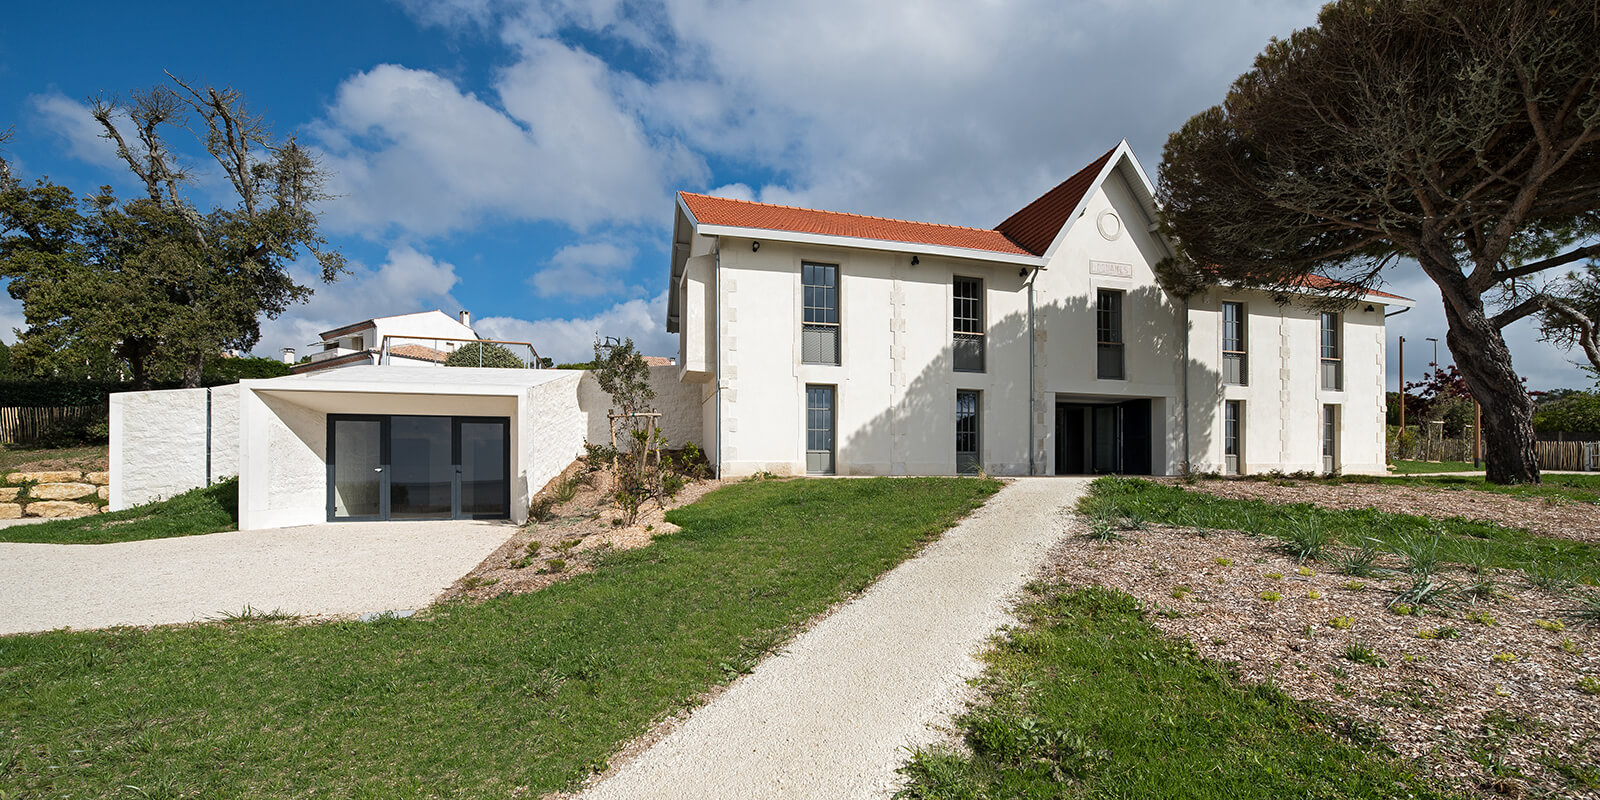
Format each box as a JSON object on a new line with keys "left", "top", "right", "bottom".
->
{"left": 378, "top": 336, "right": 544, "bottom": 369}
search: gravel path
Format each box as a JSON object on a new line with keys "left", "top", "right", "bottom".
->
{"left": 0, "top": 520, "right": 516, "bottom": 635}
{"left": 576, "top": 477, "right": 1089, "bottom": 800}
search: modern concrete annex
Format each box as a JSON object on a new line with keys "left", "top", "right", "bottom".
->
{"left": 666, "top": 142, "right": 1413, "bottom": 478}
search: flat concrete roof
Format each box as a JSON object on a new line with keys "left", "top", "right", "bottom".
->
{"left": 245, "top": 365, "right": 577, "bottom": 396}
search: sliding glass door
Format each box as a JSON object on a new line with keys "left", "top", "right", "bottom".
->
{"left": 328, "top": 414, "right": 509, "bottom": 521}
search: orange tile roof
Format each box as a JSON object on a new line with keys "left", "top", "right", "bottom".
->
{"left": 1295, "top": 274, "right": 1411, "bottom": 302}
{"left": 996, "top": 144, "right": 1119, "bottom": 256}
{"left": 679, "top": 193, "right": 1034, "bottom": 257}
{"left": 388, "top": 344, "right": 450, "bottom": 363}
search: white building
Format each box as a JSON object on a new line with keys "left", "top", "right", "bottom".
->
{"left": 666, "top": 142, "right": 1412, "bottom": 478}
{"left": 289, "top": 310, "right": 480, "bottom": 373}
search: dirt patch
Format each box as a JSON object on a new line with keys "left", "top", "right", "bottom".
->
{"left": 1177, "top": 478, "right": 1600, "bottom": 545}
{"left": 1, "top": 449, "right": 110, "bottom": 475}
{"left": 443, "top": 460, "right": 723, "bottom": 602}
{"left": 1043, "top": 525, "right": 1600, "bottom": 798}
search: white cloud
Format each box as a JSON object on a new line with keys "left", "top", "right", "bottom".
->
{"left": 476, "top": 291, "right": 674, "bottom": 364}
{"left": 0, "top": 291, "right": 24, "bottom": 344}
{"left": 311, "top": 47, "right": 705, "bottom": 237}
{"left": 530, "top": 240, "right": 636, "bottom": 298}
{"left": 254, "top": 245, "right": 464, "bottom": 359}
{"left": 28, "top": 93, "right": 125, "bottom": 170}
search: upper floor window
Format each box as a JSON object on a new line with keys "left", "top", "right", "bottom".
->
{"left": 801, "top": 262, "right": 839, "bottom": 365}
{"left": 350, "top": 335, "right": 365, "bottom": 351}
{"left": 953, "top": 276, "right": 985, "bottom": 372}
{"left": 1320, "top": 311, "right": 1342, "bottom": 391}
{"left": 1222, "top": 301, "right": 1247, "bottom": 385}
{"left": 1096, "top": 289, "right": 1125, "bottom": 380}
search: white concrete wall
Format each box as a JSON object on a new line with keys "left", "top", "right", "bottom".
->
{"left": 578, "top": 364, "right": 705, "bottom": 451}
{"left": 109, "top": 384, "right": 241, "bottom": 510}
{"left": 524, "top": 372, "right": 586, "bottom": 502}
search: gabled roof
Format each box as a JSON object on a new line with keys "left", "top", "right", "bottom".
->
{"left": 678, "top": 193, "right": 1034, "bottom": 257}
{"left": 1295, "top": 274, "right": 1413, "bottom": 304}
{"left": 996, "top": 144, "right": 1119, "bottom": 256}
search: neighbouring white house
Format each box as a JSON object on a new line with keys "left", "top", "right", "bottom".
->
{"left": 287, "top": 310, "right": 483, "bottom": 373}
{"left": 666, "top": 141, "right": 1413, "bottom": 478}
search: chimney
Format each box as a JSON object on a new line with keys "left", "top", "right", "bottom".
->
{"left": 282, "top": 347, "right": 296, "bottom": 364}
{"left": 459, "top": 310, "right": 471, "bottom": 327}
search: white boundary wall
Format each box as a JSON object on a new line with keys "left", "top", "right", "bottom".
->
{"left": 110, "top": 385, "right": 241, "bottom": 510}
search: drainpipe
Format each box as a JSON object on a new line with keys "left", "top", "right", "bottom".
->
{"left": 713, "top": 239, "right": 724, "bottom": 480}
{"left": 205, "top": 387, "right": 213, "bottom": 486}
{"left": 1181, "top": 297, "right": 1191, "bottom": 476}
{"left": 1025, "top": 267, "right": 1039, "bottom": 476}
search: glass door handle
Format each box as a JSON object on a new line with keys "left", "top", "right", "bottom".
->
{"left": 373, "top": 467, "right": 384, "bottom": 472}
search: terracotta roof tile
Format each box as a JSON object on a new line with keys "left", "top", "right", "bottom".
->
{"left": 1295, "top": 274, "right": 1411, "bottom": 302}
{"left": 388, "top": 344, "right": 450, "bottom": 363}
{"left": 995, "top": 144, "right": 1119, "bottom": 256}
{"left": 679, "top": 193, "right": 1033, "bottom": 257}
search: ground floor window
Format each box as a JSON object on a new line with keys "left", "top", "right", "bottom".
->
{"left": 956, "top": 390, "right": 981, "bottom": 475}
{"left": 1322, "top": 404, "right": 1339, "bottom": 474}
{"left": 805, "top": 385, "right": 835, "bottom": 475}
{"left": 1224, "top": 400, "right": 1243, "bottom": 475}
{"left": 328, "top": 414, "right": 509, "bottom": 522}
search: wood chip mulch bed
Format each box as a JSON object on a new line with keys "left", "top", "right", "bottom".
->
{"left": 1043, "top": 519, "right": 1600, "bottom": 799}
{"left": 443, "top": 462, "right": 722, "bottom": 602}
{"left": 1176, "top": 479, "right": 1600, "bottom": 546}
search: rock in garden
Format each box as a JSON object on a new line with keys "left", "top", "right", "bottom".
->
{"left": 29, "top": 483, "right": 97, "bottom": 501}
{"left": 6, "top": 471, "right": 82, "bottom": 484}
{"left": 85, "top": 471, "right": 111, "bottom": 486}
{"left": 0, "top": 503, "right": 20, "bottom": 519}
{"left": 24, "top": 500, "right": 99, "bottom": 518}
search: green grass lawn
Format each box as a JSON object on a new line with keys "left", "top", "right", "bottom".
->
{"left": 0, "top": 443, "right": 107, "bottom": 474}
{"left": 897, "top": 585, "right": 1450, "bottom": 799}
{"left": 0, "top": 476, "right": 998, "bottom": 798}
{"left": 1082, "top": 477, "right": 1600, "bottom": 585}
{"left": 0, "top": 478, "right": 238, "bottom": 544}
{"left": 1388, "top": 459, "right": 1479, "bottom": 474}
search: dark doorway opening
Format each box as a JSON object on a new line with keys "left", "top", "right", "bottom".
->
{"left": 1054, "top": 399, "right": 1153, "bottom": 475}
{"left": 328, "top": 414, "right": 510, "bottom": 522}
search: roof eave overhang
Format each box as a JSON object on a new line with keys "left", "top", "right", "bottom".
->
{"left": 693, "top": 223, "right": 1047, "bottom": 268}
{"left": 1218, "top": 280, "right": 1417, "bottom": 309}
{"left": 666, "top": 197, "right": 701, "bottom": 335}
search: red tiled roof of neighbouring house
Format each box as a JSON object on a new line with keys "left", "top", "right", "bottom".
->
{"left": 995, "top": 144, "right": 1120, "bottom": 256}
{"left": 679, "top": 193, "right": 1035, "bottom": 257}
{"left": 642, "top": 356, "right": 675, "bottom": 366}
{"left": 388, "top": 344, "right": 450, "bottom": 363}
{"left": 1295, "top": 273, "right": 1411, "bottom": 302}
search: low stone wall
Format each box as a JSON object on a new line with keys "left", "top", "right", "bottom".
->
{"left": 1, "top": 469, "right": 110, "bottom": 519}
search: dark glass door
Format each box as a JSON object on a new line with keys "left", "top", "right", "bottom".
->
{"left": 330, "top": 417, "right": 385, "bottom": 519}
{"left": 327, "top": 414, "right": 510, "bottom": 521}
{"left": 458, "top": 419, "right": 509, "bottom": 518}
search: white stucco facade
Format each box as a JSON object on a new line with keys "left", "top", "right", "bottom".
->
{"left": 666, "top": 142, "right": 1411, "bottom": 479}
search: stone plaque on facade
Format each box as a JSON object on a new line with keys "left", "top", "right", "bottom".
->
{"left": 1089, "top": 260, "right": 1132, "bottom": 278}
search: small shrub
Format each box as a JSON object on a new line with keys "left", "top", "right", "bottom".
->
{"left": 554, "top": 477, "right": 580, "bottom": 504}
{"left": 1578, "top": 676, "right": 1600, "bottom": 696}
{"left": 1534, "top": 619, "right": 1565, "bottom": 632}
{"left": 1277, "top": 516, "right": 1334, "bottom": 563}
{"left": 1466, "top": 610, "right": 1497, "bottom": 626}
{"left": 1308, "top": 589, "right": 1323, "bottom": 600}
{"left": 528, "top": 496, "right": 557, "bottom": 523}
{"left": 1559, "top": 638, "right": 1583, "bottom": 655}
{"left": 1343, "top": 642, "right": 1387, "bottom": 667}
{"left": 1259, "top": 590, "right": 1282, "bottom": 602}
{"left": 525, "top": 541, "right": 543, "bottom": 556}
{"left": 1297, "top": 566, "right": 1315, "bottom": 577}
{"left": 1214, "top": 557, "right": 1234, "bottom": 567}
{"left": 1326, "top": 616, "right": 1355, "bottom": 630}
{"left": 1416, "top": 626, "right": 1460, "bottom": 640}
{"left": 1343, "top": 580, "right": 1367, "bottom": 592}
{"left": 1332, "top": 544, "right": 1381, "bottom": 578}
{"left": 1491, "top": 652, "right": 1518, "bottom": 664}
{"left": 543, "top": 558, "right": 567, "bottom": 574}
{"left": 1390, "top": 603, "right": 1414, "bottom": 616}
{"left": 1265, "top": 572, "right": 1283, "bottom": 581}
{"left": 1170, "top": 585, "right": 1192, "bottom": 601}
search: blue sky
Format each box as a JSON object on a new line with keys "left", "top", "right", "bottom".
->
{"left": 0, "top": 0, "right": 1592, "bottom": 389}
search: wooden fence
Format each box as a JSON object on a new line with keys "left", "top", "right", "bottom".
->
{"left": 0, "top": 405, "right": 104, "bottom": 445}
{"left": 1536, "top": 440, "right": 1600, "bottom": 472}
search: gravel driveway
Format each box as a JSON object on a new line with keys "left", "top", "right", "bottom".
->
{"left": 0, "top": 520, "right": 516, "bottom": 635}
{"left": 576, "top": 477, "right": 1089, "bottom": 800}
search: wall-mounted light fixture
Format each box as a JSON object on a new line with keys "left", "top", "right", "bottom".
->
{"left": 1365, "top": 304, "right": 1376, "bottom": 312}
{"left": 910, "top": 255, "right": 920, "bottom": 266}
{"left": 751, "top": 240, "right": 761, "bottom": 252}
{"left": 1019, "top": 268, "right": 1028, "bottom": 277}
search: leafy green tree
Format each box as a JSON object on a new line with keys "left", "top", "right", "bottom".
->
{"left": 1158, "top": 0, "right": 1600, "bottom": 484}
{"left": 443, "top": 341, "right": 526, "bottom": 369}
{"left": 1532, "top": 391, "right": 1600, "bottom": 436}
{"left": 0, "top": 76, "right": 344, "bottom": 389}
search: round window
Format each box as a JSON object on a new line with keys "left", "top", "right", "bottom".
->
{"left": 1097, "top": 210, "right": 1122, "bottom": 240}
